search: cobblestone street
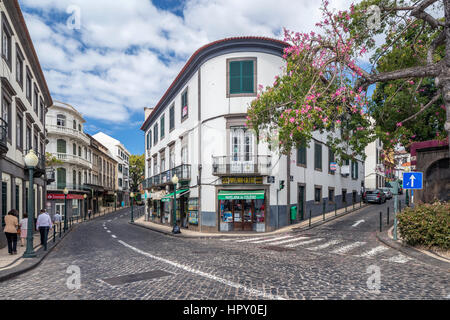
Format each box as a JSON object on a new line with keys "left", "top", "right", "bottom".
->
{"left": 0, "top": 204, "right": 448, "bottom": 300}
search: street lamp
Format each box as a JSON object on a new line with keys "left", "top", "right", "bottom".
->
{"left": 23, "top": 150, "right": 38, "bottom": 258}
{"left": 114, "top": 192, "right": 117, "bottom": 212}
{"left": 130, "top": 192, "right": 135, "bottom": 223}
{"left": 83, "top": 194, "right": 87, "bottom": 221}
{"left": 171, "top": 174, "right": 179, "bottom": 234}
{"left": 63, "top": 187, "right": 69, "bottom": 231}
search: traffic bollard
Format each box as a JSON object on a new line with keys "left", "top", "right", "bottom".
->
{"left": 335, "top": 202, "right": 337, "bottom": 217}
{"left": 379, "top": 211, "right": 382, "bottom": 232}
{"left": 309, "top": 210, "right": 312, "bottom": 227}
{"left": 53, "top": 227, "right": 56, "bottom": 243}
{"left": 323, "top": 201, "right": 326, "bottom": 221}
{"left": 59, "top": 222, "right": 62, "bottom": 238}
{"left": 387, "top": 207, "right": 390, "bottom": 225}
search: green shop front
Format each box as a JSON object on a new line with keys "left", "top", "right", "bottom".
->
{"left": 218, "top": 188, "right": 267, "bottom": 233}
{"left": 161, "top": 189, "right": 190, "bottom": 228}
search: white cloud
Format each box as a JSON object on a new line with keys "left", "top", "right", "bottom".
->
{"left": 19, "top": 0, "right": 358, "bottom": 125}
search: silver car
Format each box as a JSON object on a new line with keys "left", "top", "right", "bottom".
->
{"left": 363, "top": 190, "right": 386, "bottom": 204}
{"left": 380, "top": 188, "right": 393, "bottom": 199}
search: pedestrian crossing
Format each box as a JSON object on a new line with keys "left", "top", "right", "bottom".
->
{"left": 219, "top": 234, "right": 413, "bottom": 264}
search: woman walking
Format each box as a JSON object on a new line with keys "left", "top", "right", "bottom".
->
{"left": 4, "top": 209, "right": 19, "bottom": 255}
{"left": 19, "top": 213, "right": 28, "bottom": 247}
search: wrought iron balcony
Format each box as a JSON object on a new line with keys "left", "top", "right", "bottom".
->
{"left": 143, "top": 164, "right": 191, "bottom": 189}
{"left": 47, "top": 182, "right": 91, "bottom": 192}
{"left": 0, "top": 118, "right": 8, "bottom": 155}
{"left": 212, "top": 155, "right": 272, "bottom": 176}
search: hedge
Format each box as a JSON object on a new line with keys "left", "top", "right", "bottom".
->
{"left": 397, "top": 201, "right": 450, "bottom": 249}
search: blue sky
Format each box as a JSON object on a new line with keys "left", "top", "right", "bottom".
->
{"left": 19, "top": 0, "right": 358, "bottom": 155}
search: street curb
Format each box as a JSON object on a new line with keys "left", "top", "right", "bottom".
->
{"left": 129, "top": 204, "right": 369, "bottom": 239}
{"left": 376, "top": 230, "right": 450, "bottom": 271}
{"left": 0, "top": 224, "right": 77, "bottom": 283}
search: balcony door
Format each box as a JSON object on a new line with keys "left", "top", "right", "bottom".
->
{"left": 230, "top": 127, "right": 254, "bottom": 174}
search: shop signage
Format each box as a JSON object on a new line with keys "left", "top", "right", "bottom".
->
{"left": 47, "top": 194, "right": 85, "bottom": 200}
{"left": 330, "top": 162, "right": 337, "bottom": 171}
{"left": 222, "top": 176, "right": 263, "bottom": 185}
{"left": 267, "top": 176, "right": 275, "bottom": 183}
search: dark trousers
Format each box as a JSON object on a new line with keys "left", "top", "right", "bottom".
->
{"left": 39, "top": 227, "right": 50, "bottom": 250}
{"left": 5, "top": 232, "right": 17, "bottom": 254}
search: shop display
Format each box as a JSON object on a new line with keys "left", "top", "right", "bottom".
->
{"left": 188, "top": 198, "right": 199, "bottom": 225}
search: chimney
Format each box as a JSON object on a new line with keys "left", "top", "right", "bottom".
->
{"left": 144, "top": 107, "right": 154, "bottom": 121}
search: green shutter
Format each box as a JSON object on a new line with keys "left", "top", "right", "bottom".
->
{"left": 315, "top": 143, "right": 322, "bottom": 170}
{"left": 57, "top": 168, "right": 66, "bottom": 189}
{"left": 241, "top": 61, "right": 254, "bottom": 93}
{"left": 161, "top": 115, "right": 165, "bottom": 138}
{"left": 297, "top": 145, "right": 306, "bottom": 166}
{"left": 57, "top": 139, "right": 66, "bottom": 153}
{"left": 229, "top": 60, "right": 254, "bottom": 94}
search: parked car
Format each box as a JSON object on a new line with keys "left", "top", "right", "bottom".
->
{"left": 363, "top": 190, "right": 386, "bottom": 204}
{"left": 380, "top": 188, "right": 393, "bottom": 199}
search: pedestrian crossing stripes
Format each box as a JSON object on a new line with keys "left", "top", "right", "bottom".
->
{"left": 358, "top": 246, "right": 389, "bottom": 257}
{"left": 215, "top": 234, "right": 414, "bottom": 264}
{"left": 331, "top": 242, "right": 366, "bottom": 254}
{"left": 309, "top": 240, "right": 343, "bottom": 251}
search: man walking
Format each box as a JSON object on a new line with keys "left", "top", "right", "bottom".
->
{"left": 53, "top": 211, "right": 62, "bottom": 232}
{"left": 36, "top": 209, "right": 53, "bottom": 251}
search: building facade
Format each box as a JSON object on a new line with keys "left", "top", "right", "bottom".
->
{"left": 141, "top": 37, "right": 365, "bottom": 233}
{"left": 45, "top": 101, "right": 91, "bottom": 219}
{"left": 86, "top": 134, "right": 117, "bottom": 213}
{"left": 364, "top": 138, "right": 385, "bottom": 190}
{"left": 394, "top": 149, "right": 411, "bottom": 180}
{"left": 0, "top": 1, "right": 52, "bottom": 248}
{"left": 92, "top": 132, "right": 130, "bottom": 207}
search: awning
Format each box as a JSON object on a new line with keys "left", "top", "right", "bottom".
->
{"left": 218, "top": 190, "right": 265, "bottom": 200}
{"left": 161, "top": 189, "right": 189, "bottom": 202}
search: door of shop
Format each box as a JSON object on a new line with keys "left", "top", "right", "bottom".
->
{"left": 233, "top": 200, "right": 253, "bottom": 231}
{"left": 297, "top": 185, "right": 305, "bottom": 220}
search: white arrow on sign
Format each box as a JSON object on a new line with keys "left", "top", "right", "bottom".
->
{"left": 352, "top": 220, "right": 365, "bottom": 227}
{"left": 410, "top": 174, "right": 416, "bottom": 187}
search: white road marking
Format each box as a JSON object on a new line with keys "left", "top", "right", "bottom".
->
{"left": 97, "top": 278, "right": 116, "bottom": 289}
{"left": 269, "top": 237, "right": 309, "bottom": 246}
{"left": 331, "top": 242, "right": 366, "bottom": 254}
{"left": 352, "top": 220, "right": 365, "bottom": 227}
{"left": 383, "top": 254, "right": 412, "bottom": 264}
{"left": 250, "top": 235, "right": 294, "bottom": 244}
{"left": 219, "top": 238, "right": 241, "bottom": 242}
{"left": 118, "top": 240, "right": 286, "bottom": 300}
{"left": 235, "top": 237, "right": 269, "bottom": 243}
{"left": 107, "top": 230, "right": 111, "bottom": 233}
{"left": 309, "top": 240, "right": 343, "bottom": 251}
{"left": 104, "top": 227, "right": 107, "bottom": 230}
{"left": 284, "top": 238, "right": 324, "bottom": 248}
{"left": 108, "top": 220, "right": 112, "bottom": 222}
{"left": 358, "top": 246, "right": 389, "bottom": 257}
{"left": 111, "top": 235, "right": 117, "bottom": 239}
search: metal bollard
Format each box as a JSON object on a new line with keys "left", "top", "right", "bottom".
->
{"left": 335, "top": 202, "right": 337, "bottom": 217}
{"left": 399, "top": 200, "right": 402, "bottom": 213}
{"left": 59, "top": 222, "right": 62, "bottom": 238}
{"left": 309, "top": 210, "right": 312, "bottom": 227}
{"left": 379, "top": 211, "right": 382, "bottom": 232}
{"left": 387, "top": 207, "right": 390, "bottom": 225}
{"left": 353, "top": 198, "right": 355, "bottom": 211}
{"left": 53, "top": 227, "right": 56, "bottom": 243}
{"left": 323, "top": 201, "right": 326, "bottom": 221}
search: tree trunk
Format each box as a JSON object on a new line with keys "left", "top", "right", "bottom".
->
{"left": 443, "top": 0, "right": 450, "bottom": 156}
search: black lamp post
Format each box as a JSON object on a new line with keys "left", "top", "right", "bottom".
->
{"left": 23, "top": 150, "right": 38, "bottom": 258}
{"left": 63, "top": 187, "right": 69, "bottom": 231}
{"left": 171, "top": 174, "right": 179, "bottom": 234}
{"left": 130, "top": 192, "right": 135, "bottom": 223}
{"left": 83, "top": 194, "right": 87, "bottom": 220}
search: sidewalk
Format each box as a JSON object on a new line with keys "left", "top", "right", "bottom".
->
{"left": 132, "top": 202, "right": 369, "bottom": 238}
{"left": 376, "top": 226, "right": 450, "bottom": 270}
{"left": 0, "top": 206, "right": 129, "bottom": 282}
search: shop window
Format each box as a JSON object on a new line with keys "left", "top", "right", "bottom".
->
{"left": 314, "top": 186, "right": 322, "bottom": 203}
{"left": 342, "top": 189, "right": 347, "bottom": 203}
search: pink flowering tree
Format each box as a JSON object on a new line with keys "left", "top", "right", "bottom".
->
{"left": 247, "top": 0, "right": 449, "bottom": 160}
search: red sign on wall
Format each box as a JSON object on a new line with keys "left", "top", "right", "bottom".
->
{"left": 47, "top": 194, "right": 85, "bottom": 200}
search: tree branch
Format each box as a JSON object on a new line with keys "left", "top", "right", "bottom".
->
{"left": 427, "top": 31, "right": 446, "bottom": 63}
{"left": 411, "top": 0, "right": 444, "bottom": 29}
{"left": 401, "top": 91, "right": 441, "bottom": 124}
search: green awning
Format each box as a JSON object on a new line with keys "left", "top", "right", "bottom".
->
{"left": 218, "top": 190, "right": 265, "bottom": 200}
{"left": 161, "top": 189, "right": 189, "bottom": 202}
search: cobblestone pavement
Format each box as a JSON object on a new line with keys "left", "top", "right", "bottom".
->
{"left": 0, "top": 203, "right": 448, "bottom": 300}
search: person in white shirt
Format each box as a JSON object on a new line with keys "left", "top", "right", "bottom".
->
{"left": 36, "top": 209, "right": 53, "bottom": 251}
{"left": 19, "top": 213, "right": 28, "bottom": 247}
{"left": 53, "top": 212, "right": 62, "bottom": 232}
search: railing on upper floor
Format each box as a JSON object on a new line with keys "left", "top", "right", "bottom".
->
{"left": 212, "top": 155, "right": 272, "bottom": 176}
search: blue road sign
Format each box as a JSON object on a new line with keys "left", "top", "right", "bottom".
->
{"left": 403, "top": 172, "right": 423, "bottom": 190}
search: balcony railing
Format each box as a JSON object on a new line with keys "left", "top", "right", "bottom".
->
{"left": 47, "top": 124, "right": 91, "bottom": 145}
{"left": 0, "top": 118, "right": 8, "bottom": 154}
{"left": 47, "top": 182, "right": 91, "bottom": 192}
{"left": 46, "top": 168, "right": 55, "bottom": 183}
{"left": 212, "top": 155, "right": 272, "bottom": 176}
{"left": 143, "top": 164, "right": 191, "bottom": 189}
{"left": 52, "top": 153, "right": 92, "bottom": 169}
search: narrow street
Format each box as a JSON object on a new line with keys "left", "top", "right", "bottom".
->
{"left": 0, "top": 201, "right": 448, "bottom": 300}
